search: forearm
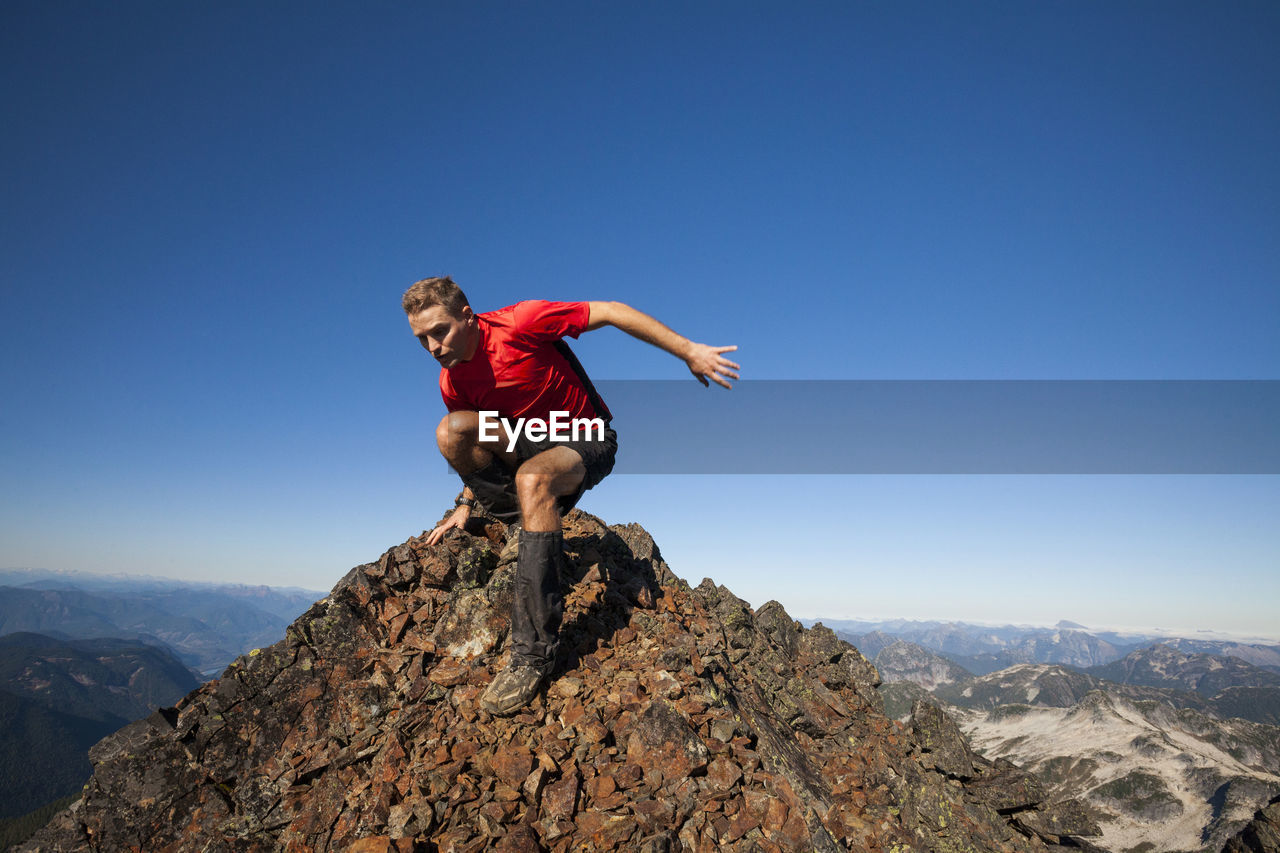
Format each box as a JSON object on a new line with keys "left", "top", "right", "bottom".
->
{"left": 587, "top": 301, "right": 692, "bottom": 359}
{"left": 587, "top": 300, "right": 739, "bottom": 389}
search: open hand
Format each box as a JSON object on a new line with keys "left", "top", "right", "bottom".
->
{"left": 686, "top": 343, "right": 740, "bottom": 389}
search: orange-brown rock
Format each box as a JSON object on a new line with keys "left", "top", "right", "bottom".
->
{"left": 20, "top": 511, "right": 1103, "bottom": 852}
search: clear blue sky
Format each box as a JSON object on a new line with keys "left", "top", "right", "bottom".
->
{"left": 2, "top": 2, "right": 1277, "bottom": 638}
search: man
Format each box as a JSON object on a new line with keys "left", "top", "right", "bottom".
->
{"left": 403, "top": 275, "right": 738, "bottom": 715}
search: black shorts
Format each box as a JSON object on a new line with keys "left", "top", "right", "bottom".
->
{"left": 506, "top": 420, "right": 611, "bottom": 499}
{"left": 463, "top": 423, "right": 618, "bottom": 522}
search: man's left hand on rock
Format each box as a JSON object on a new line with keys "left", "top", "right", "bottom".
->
{"left": 427, "top": 503, "right": 471, "bottom": 546}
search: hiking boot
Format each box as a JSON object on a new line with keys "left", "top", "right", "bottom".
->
{"left": 480, "top": 661, "right": 551, "bottom": 716}
{"left": 498, "top": 523, "right": 521, "bottom": 565}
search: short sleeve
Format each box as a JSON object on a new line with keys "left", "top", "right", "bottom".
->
{"left": 510, "top": 300, "right": 590, "bottom": 346}
{"left": 439, "top": 374, "right": 469, "bottom": 413}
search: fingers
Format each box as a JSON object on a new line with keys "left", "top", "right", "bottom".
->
{"left": 713, "top": 346, "right": 741, "bottom": 372}
{"left": 695, "top": 369, "right": 734, "bottom": 389}
{"left": 688, "top": 342, "right": 741, "bottom": 389}
{"left": 707, "top": 355, "right": 739, "bottom": 388}
{"left": 426, "top": 511, "right": 465, "bottom": 546}
{"left": 429, "top": 520, "right": 454, "bottom": 545}
{"left": 693, "top": 363, "right": 738, "bottom": 388}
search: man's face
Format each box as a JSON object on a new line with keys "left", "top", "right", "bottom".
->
{"left": 407, "top": 304, "right": 477, "bottom": 369}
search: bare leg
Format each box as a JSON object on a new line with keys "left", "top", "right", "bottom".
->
{"left": 514, "top": 445, "right": 586, "bottom": 532}
{"left": 478, "top": 443, "right": 590, "bottom": 713}
{"left": 435, "top": 410, "right": 520, "bottom": 474}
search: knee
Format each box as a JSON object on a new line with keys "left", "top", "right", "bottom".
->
{"left": 515, "top": 468, "right": 556, "bottom": 503}
{"left": 436, "top": 411, "right": 478, "bottom": 457}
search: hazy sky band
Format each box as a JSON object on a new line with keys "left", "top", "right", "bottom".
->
{"left": 590, "top": 380, "right": 1280, "bottom": 474}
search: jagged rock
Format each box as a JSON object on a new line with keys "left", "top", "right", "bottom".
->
{"left": 910, "top": 698, "right": 980, "bottom": 779}
{"left": 1012, "top": 799, "right": 1103, "bottom": 845}
{"left": 19, "top": 511, "right": 1103, "bottom": 852}
{"left": 1225, "top": 794, "right": 1280, "bottom": 852}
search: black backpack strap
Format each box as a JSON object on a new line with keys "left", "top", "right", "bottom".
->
{"left": 552, "top": 340, "right": 612, "bottom": 423}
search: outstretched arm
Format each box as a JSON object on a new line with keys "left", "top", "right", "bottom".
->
{"left": 586, "top": 301, "right": 740, "bottom": 389}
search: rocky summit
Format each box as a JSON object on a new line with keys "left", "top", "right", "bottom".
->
{"left": 21, "top": 512, "right": 1102, "bottom": 852}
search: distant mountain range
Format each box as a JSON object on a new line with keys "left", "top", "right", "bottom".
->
{"left": 0, "top": 632, "right": 200, "bottom": 818}
{"left": 872, "top": 639, "right": 974, "bottom": 690}
{"left": 818, "top": 617, "right": 1280, "bottom": 853}
{"left": 0, "top": 568, "right": 323, "bottom": 675}
{"left": 1089, "top": 643, "right": 1280, "bottom": 699}
{"left": 0, "top": 569, "right": 323, "bottom": 836}
{"left": 823, "top": 617, "right": 1280, "bottom": 676}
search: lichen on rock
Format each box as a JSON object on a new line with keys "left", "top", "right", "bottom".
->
{"left": 21, "top": 511, "right": 1103, "bottom": 852}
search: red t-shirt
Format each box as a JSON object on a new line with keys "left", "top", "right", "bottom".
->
{"left": 440, "top": 300, "right": 611, "bottom": 421}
